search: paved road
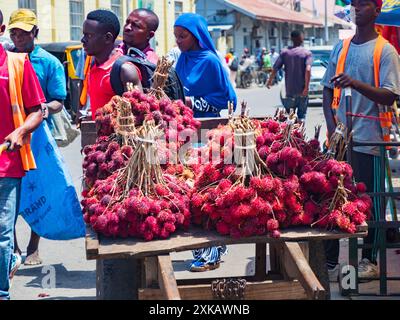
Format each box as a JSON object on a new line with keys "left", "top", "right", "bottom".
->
{"left": 11, "top": 85, "right": 329, "bottom": 300}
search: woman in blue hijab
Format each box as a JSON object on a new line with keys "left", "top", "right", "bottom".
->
{"left": 174, "top": 13, "right": 237, "bottom": 118}
{"left": 174, "top": 13, "right": 233, "bottom": 271}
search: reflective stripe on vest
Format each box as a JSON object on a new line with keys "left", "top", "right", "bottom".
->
{"left": 6, "top": 51, "right": 36, "bottom": 171}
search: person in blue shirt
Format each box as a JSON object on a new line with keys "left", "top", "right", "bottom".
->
{"left": 8, "top": 9, "right": 68, "bottom": 266}
{"left": 174, "top": 13, "right": 237, "bottom": 272}
{"left": 174, "top": 13, "right": 237, "bottom": 118}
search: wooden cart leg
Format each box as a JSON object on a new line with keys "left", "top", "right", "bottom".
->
{"left": 254, "top": 243, "right": 268, "bottom": 281}
{"left": 308, "top": 240, "right": 331, "bottom": 300}
{"left": 282, "top": 242, "right": 326, "bottom": 300}
{"left": 269, "top": 243, "right": 282, "bottom": 275}
{"left": 96, "top": 258, "right": 142, "bottom": 300}
{"left": 157, "top": 255, "right": 181, "bottom": 300}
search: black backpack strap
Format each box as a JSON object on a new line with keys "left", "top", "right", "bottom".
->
{"left": 127, "top": 47, "right": 147, "bottom": 60}
{"left": 110, "top": 55, "right": 136, "bottom": 96}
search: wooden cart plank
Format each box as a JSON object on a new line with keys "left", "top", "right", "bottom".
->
{"left": 157, "top": 255, "right": 181, "bottom": 300}
{"left": 138, "top": 280, "right": 307, "bottom": 300}
{"left": 282, "top": 242, "right": 326, "bottom": 300}
{"left": 89, "top": 224, "right": 368, "bottom": 260}
{"left": 85, "top": 224, "right": 99, "bottom": 260}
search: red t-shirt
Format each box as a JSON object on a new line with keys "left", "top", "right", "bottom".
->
{"left": 0, "top": 45, "right": 46, "bottom": 178}
{"left": 88, "top": 51, "right": 142, "bottom": 120}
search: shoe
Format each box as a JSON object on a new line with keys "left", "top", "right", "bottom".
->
{"left": 328, "top": 264, "right": 340, "bottom": 282}
{"left": 9, "top": 253, "right": 22, "bottom": 288}
{"left": 189, "top": 260, "right": 220, "bottom": 272}
{"left": 358, "top": 258, "right": 379, "bottom": 279}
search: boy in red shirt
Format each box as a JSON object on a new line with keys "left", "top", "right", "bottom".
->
{"left": 0, "top": 9, "right": 45, "bottom": 300}
{"left": 81, "top": 9, "right": 143, "bottom": 119}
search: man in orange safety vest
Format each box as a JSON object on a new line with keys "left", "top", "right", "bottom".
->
{"left": 322, "top": 0, "right": 400, "bottom": 281}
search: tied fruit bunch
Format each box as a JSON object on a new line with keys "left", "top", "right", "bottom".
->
{"left": 190, "top": 114, "right": 371, "bottom": 238}
{"left": 95, "top": 89, "right": 201, "bottom": 146}
{"left": 191, "top": 162, "right": 282, "bottom": 239}
{"left": 82, "top": 173, "right": 191, "bottom": 241}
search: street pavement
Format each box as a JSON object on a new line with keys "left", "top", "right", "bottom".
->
{"left": 11, "top": 84, "right": 393, "bottom": 300}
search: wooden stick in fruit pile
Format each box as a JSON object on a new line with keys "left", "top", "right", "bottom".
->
{"left": 324, "top": 122, "right": 353, "bottom": 161}
{"left": 229, "top": 102, "right": 272, "bottom": 182}
{"left": 148, "top": 56, "right": 173, "bottom": 100}
{"left": 115, "top": 120, "right": 168, "bottom": 199}
{"left": 114, "top": 96, "right": 137, "bottom": 146}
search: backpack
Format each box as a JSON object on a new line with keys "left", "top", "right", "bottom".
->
{"left": 229, "top": 56, "right": 239, "bottom": 72}
{"left": 110, "top": 47, "right": 185, "bottom": 102}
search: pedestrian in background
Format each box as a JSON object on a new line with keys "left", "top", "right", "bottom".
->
{"left": 0, "top": 9, "right": 44, "bottom": 299}
{"left": 226, "top": 48, "right": 238, "bottom": 88}
{"left": 269, "top": 47, "right": 281, "bottom": 82}
{"left": 8, "top": 9, "right": 69, "bottom": 265}
{"left": 267, "top": 30, "right": 312, "bottom": 123}
{"left": 237, "top": 50, "right": 253, "bottom": 88}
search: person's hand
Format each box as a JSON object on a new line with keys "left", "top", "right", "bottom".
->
{"left": 5, "top": 127, "right": 27, "bottom": 151}
{"left": 41, "top": 104, "right": 49, "bottom": 119}
{"left": 301, "top": 87, "right": 309, "bottom": 97}
{"left": 330, "top": 73, "right": 355, "bottom": 89}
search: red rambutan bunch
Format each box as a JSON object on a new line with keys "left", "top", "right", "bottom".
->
{"left": 300, "top": 171, "right": 331, "bottom": 195}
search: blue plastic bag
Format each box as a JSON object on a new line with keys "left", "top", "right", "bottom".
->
{"left": 19, "top": 121, "right": 85, "bottom": 240}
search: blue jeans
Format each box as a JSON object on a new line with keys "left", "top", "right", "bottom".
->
{"left": 283, "top": 95, "right": 309, "bottom": 121}
{"left": 0, "top": 178, "right": 21, "bottom": 299}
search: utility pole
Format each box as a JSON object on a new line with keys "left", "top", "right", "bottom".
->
{"left": 324, "top": 0, "right": 329, "bottom": 45}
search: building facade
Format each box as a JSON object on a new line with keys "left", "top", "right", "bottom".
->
{"left": 196, "top": 0, "right": 352, "bottom": 56}
{"left": 0, "top": 0, "right": 195, "bottom": 55}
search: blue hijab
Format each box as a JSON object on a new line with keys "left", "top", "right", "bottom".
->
{"left": 174, "top": 13, "right": 237, "bottom": 115}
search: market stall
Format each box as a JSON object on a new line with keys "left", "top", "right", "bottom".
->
{"left": 79, "top": 59, "right": 371, "bottom": 300}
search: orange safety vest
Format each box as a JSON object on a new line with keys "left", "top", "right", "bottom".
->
{"left": 6, "top": 51, "right": 37, "bottom": 171}
{"left": 79, "top": 55, "right": 93, "bottom": 107}
{"left": 331, "top": 35, "right": 393, "bottom": 144}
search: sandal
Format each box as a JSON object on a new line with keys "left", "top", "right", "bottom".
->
{"left": 189, "top": 259, "right": 221, "bottom": 272}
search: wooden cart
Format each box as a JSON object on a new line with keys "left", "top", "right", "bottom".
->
{"left": 81, "top": 119, "right": 367, "bottom": 300}
{"left": 86, "top": 224, "right": 367, "bottom": 301}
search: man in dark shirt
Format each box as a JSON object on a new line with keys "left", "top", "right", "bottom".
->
{"left": 267, "top": 30, "right": 312, "bottom": 123}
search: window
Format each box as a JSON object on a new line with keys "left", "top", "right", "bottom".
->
{"left": 175, "top": 1, "right": 183, "bottom": 21}
{"left": 70, "top": 0, "right": 84, "bottom": 41}
{"left": 111, "top": 0, "right": 123, "bottom": 28}
{"left": 138, "top": 0, "right": 154, "bottom": 10}
{"left": 18, "top": 0, "right": 37, "bottom": 13}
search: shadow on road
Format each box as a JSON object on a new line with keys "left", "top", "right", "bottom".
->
{"left": 16, "top": 263, "right": 96, "bottom": 290}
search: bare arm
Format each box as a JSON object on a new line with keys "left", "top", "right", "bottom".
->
{"left": 331, "top": 73, "right": 398, "bottom": 106}
{"left": 120, "top": 63, "right": 143, "bottom": 93}
{"left": 5, "top": 106, "right": 43, "bottom": 151}
{"left": 323, "top": 87, "right": 336, "bottom": 139}
{"left": 302, "top": 65, "right": 311, "bottom": 96}
{"left": 42, "top": 99, "right": 64, "bottom": 119}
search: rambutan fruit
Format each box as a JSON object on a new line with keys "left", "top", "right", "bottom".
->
{"left": 356, "top": 182, "right": 367, "bottom": 194}
{"left": 222, "top": 165, "right": 237, "bottom": 178}
{"left": 154, "top": 184, "right": 170, "bottom": 197}
{"left": 271, "top": 230, "right": 281, "bottom": 238}
{"left": 93, "top": 214, "right": 108, "bottom": 233}
{"left": 216, "top": 221, "right": 230, "bottom": 235}
{"left": 267, "top": 219, "right": 279, "bottom": 232}
{"left": 218, "top": 179, "right": 233, "bottom": 192}
{"left": 256, "top": 135, "right": 266, "bottom": 148}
